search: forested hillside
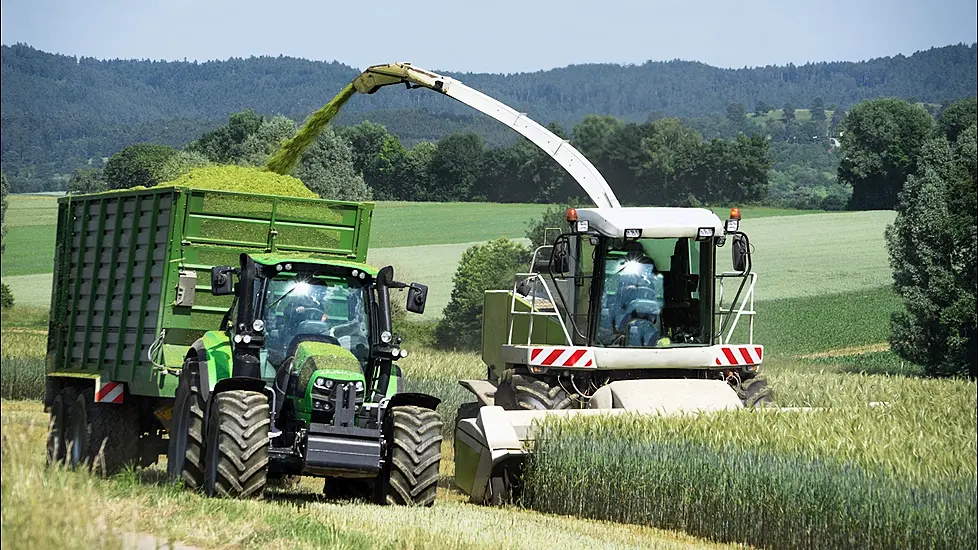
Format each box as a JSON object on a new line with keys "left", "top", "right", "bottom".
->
{"left": 2, "top": 42, "right": 976, "bottom": 190}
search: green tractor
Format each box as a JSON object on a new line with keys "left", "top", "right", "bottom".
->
{"left": 166, "top": 253, "right": 442, "bottom": 504}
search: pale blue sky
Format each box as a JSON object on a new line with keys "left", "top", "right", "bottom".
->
{"left": 1, "top": 0, "right": 975, "bottom": 72}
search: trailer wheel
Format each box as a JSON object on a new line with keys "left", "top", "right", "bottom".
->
{"left": 499, "top": 373, "right": 576, "bottom": 411}
{"left": 204, "top": 390, "right": 270, "bottom": 499}
{"left": 738, "top": 375, "right": 775, "bottom": 407}
{"left": 167, "top": 360, "right": 207, "bottom": 489}
{"left": 381, "top": 406, "right": 443, "bottom": 506}
{"left": 65, "top": 389, "right": 141, "bottom": 475}
{"left": 46, "top": 386, "right": 77, "bottom": 467}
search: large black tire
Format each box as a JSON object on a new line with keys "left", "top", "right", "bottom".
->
{"left": 496, "top": 373, "right": 576, "bottom": 411}
{"left": 46, "top": 386, "right": 77, "bottom": 467}
{"left": 166, "top": 360, "right": 207, "bottom": 489}
{"left": 65, "top": 389, "right": 141, "bottom": 475}
{"left": 738, "top": 375, "right": 775, "bottom": 407}
{"left": 204, "top": 390, "right": 270, "bottom": 498}
{"left": 381, "top": 406, "right": 443, "bottom": 506}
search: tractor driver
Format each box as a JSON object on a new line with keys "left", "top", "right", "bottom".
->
{"left": 603, "top": 242, "right": 665, "bottom": 347}
{"left": 284, "top": 282, "right": 330, "bottom": 325}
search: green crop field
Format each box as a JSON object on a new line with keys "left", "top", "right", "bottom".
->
{"left": 4, "top": 194, "right": 972, "bottom": 550}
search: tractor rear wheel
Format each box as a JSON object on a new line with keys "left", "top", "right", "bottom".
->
{"left": 46, "top": 386, "right": 77, "bottom": 467}
{"left": 204, "top": 390, "right": 270, "bottom": 498}
{"left": 167, "top": 360, "right": 207, "bottom": 489}
{"left": 496, "top": 373, "right": 576, "bottom": 411}
{"left": 381, "top": 406, "right": 443, "bottom": 506}
{"left": 738, "top": 375, "right": 775, "bottom": 407}
{"left": 65, "top": 388, "right": 141, "bottom": 475}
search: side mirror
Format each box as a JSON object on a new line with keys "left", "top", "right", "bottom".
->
{"left": 731, "top": 235, "right": 748, "bottom": 273}
{"left": 210, "top": 266, "right": 235, "bottom": 296}
{"left": 552, "top": 238, "right": 570, "bottom": 274}
{"left": 377, "top": 265, "right": 394, "bottom": 287}
{"left": 406, "top": 283, "right": 428, "bottom": 314}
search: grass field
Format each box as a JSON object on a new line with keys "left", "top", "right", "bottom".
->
{"left": 5, "top": 195, "right": 967, "bottom": 549}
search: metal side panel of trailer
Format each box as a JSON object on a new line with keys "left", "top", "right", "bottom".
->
{"left": 46, "top": 187, "right": 374, "bottom": 399}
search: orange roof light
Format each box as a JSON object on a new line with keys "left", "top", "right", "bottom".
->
{"left": 566, "top": 208, "right": 578, "bottom": 222}
{"left": 729, "top": 207, "right": 742, "bottom": 220}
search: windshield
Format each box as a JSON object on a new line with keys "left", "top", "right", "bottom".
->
{"left": 594, "top": 237, "right": 711, "bottom": 347}
{"left": 261, "top": 275, "right": 370, "bottom": 367}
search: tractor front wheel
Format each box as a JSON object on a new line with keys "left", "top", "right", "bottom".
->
{"left": 167, "top": 359, "right": 207, "bottom": 489}
{"left": 381, "top": 406, "right": 443, "bottom": 506}
{"left": 204, "top": 390, "right": 270, "bottom": 498}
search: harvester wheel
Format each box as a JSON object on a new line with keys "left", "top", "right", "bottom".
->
{"left": 65, "top": 388, "right": 141, "bottom": 475}
{"left": 381, "top": 406, "right": 443, "bottom": 506}
{"left": 46, "top": 386, "right": 78, "bottom": 467}
{"left": 498, "top": 373, "right": 576, "bottom": 411}
{"left": 167, "top": 360, "right": 207, "bottom": 489}
{"left": 738, "top": 375, "right": 775, "bottom": 407}
{"left": 204, "top": 390, "right": 270, "bottom": 498}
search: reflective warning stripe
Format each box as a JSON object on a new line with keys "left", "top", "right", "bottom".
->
{"left": 715, "top": 346, "right": 763, "bottom": 366}
{"left": 528, "top": 347, "right": 595, "bottom": 368}
{"left": 95, "top": 381, "right": 124, "bottom": 403}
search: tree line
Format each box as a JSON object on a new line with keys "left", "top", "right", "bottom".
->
{"left": 3, "top": 42, "right": 975, "bottom": 191}
{"left": 62, "top": 109, "right": 772, "bottom": 208}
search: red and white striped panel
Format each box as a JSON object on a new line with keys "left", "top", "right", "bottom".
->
{"left": 715, "top": 346, "right": 764, "bottom": 366}
{"left": 528, "top": 346, "right": 595, "bottom": 368}
{"left": 95, "top": 381, "right": 124, "bottom": 404}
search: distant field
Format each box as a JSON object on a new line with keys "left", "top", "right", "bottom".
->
{"left": 2, "top": 195, "right": 895, "bottom": 318}
{"left": 752, "top": 286, "right": 902, "bottom": 357}
{"left": 745, "top": 210, "right": 896, "bottom": 301}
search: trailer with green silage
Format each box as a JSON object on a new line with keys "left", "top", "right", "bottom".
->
{"left": 44, "top": 185, "right": 444, "bottom": 505}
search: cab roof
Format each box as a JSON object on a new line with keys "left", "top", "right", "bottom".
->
{"left": 249, "top": 254, "right": 379, "bottom": 276}
{"left": 577, "top": 207, "right": 725, "bottom": 239}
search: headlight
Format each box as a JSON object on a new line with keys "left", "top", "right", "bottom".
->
{"left": 252, "top": 319, "right": 264, "bottom": 331}
{"left": 696, "top": 227, "right": 715, "bottom": 241}
{"left": 242, "top": 334, "right": 252, "bottom": 344}
{"left": 725, "top": 219, "right": 740, "bottom": 232}
{"left": 575, "top": 220, "right": 589, "bottom": 232}
{"left": 354, "top": 381, "right": 364, "bottom": 392}
{"left": 380, "top": 330, "right": 393, "bottom": 344}
{"left": 624, "top": 228, "right": 642, "bottom": 239}
{"left": 399, "top": 348, "right": 409, "bottom": 358}
{"left": 391, "top": 347, "right": 400, "bottom": 358}
{"left": 314, "top": 377, "right": 327, "bottom": 388}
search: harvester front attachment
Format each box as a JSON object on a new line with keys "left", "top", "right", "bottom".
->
{"left": 453, "top": 379, "right": 743, "bottom": 504}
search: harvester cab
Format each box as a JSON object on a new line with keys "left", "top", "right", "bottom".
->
{"left": 453, "top": 207, "right": 768, "bottom": 504}
{"left": 168, "top": 253, "right": 444, "bottom": 505}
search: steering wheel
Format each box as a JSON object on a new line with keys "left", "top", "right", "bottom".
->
{"left": 301, "top": 307, "right": 326, "bottom": 320}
